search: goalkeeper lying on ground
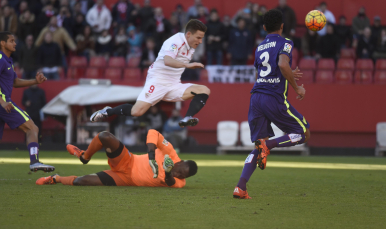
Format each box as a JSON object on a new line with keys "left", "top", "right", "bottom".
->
{"left": 36, "top": 129, "right": 197, "bottom": 187}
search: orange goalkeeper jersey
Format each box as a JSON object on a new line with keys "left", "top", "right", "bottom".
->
{"left": 129, "top": 130, "right": 186, "bottom": 188}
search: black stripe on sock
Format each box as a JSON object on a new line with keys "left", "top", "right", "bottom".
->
{"left": 106, "top": 142, "right": 124, "bottom": 158}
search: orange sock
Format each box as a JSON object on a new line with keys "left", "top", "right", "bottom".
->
{"left": 83, "top": 134, "right": 103, "bottom": 160}
{"left": 56, "top": 175, "right": 77, "bottom": 186}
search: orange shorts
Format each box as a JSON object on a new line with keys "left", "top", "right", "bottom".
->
{"left": 101, "top": 143, "right": 136, "bottom": 186}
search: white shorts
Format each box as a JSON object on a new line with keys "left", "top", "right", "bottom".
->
{"left": 137, "top": 80, "right": 194, "bottom": 105}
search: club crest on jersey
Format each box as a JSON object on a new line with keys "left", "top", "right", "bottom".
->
{"left": 145, "top": 93, "right": 151, "bottom": 98}
{"left": 170, "top": 44, "right": 177, "bottom": 51}
{"left": 162, "top": 139, "right": 169, "bottom": 146}
{"left": 283, "top": 43, "right": 292, "bottom": 53}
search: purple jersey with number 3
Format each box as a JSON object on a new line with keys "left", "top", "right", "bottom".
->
{"left": 251, "top": 34, "right": 294, "bottom": 103}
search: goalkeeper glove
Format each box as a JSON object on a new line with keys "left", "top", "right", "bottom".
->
{"left": 163, "top": 155, "right": 174, "bottom": 173}
{"left": 148, "top": 150, "right": 158, "bottom": 178}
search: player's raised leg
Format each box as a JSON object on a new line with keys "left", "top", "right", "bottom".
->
{"left": 17, "top": 119, "right": 55, "bottom": 172}
{"left": 179, "top": 84, "right": 210, "bottom": 127}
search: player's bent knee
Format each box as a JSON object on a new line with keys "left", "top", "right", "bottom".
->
{"left": 98, "top": 131, "right": 114, "bottom": 143}
{"left": 131, "top": 109, "right": 145, "bottom": 117}
{"left": 73, "top": 177, "right": 84, "bottom": 186}
{"left": 198, "top": 85, "right": 210, "bottom": 95}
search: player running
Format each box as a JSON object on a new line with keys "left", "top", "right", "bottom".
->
{"left": 36, "top": 129, "right": 197, "bottom": 187}
{"left": 90, "top": 19, "right": 210, "bottom": 128}
{"left": 233, "top": 10, "right": 310, "bottom": 199}
{"left": 0, "top": 31, "right": 54, "bottom": 172}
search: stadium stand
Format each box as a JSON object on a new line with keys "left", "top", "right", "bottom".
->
{"left": 354, "top": 70, "right": 373, "bottom": 84}
{"left": 297, "top": 70, "right": 314, "bottom": 84}
{"left": 85, "top": 68, "right": 104, "bottom": 78}
{"left": 374, "top": 71, "right": 386, "bottom": 84}
{"left": 340, "top": 48, "right": 356, "bottom": 59}
{"left": 335, "top": 70, "right": 353, "bottom": 84}
{"left": 315, "top": 70, "right": 334, "bottom": 84}
{"left": 375, "top": 59, "right": 386, "bottom": 70}
{"left": 299, "top": 58, "right": 316, "bottom": 70}
{"left": 337, "top": 59, "right": 355, "bottom": 71}
{"left": 317, "top": 58, "right": 335, "bottom": 70}
{"left": 105, "top": 68, "right": 123, "bottom": 80}
{"left": 123, "top": 68, "right": 141, "bottom": 82}
{"left": 108, "top": 57, "right": 126, "bottom": 68}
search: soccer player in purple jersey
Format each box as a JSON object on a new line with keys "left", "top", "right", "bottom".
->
{"left": 233, "top": 10, "right": 310, "bottom": 199}
{"left": 0, "top": 31, "right": 54, "bottom": 172}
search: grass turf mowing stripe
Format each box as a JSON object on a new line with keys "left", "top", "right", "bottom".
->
{"left": 1, "top": 158, "right": 386, "bottom": 170}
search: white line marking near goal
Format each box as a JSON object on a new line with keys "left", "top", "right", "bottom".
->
{"left": 0, "top": 158, "right": 386, "bottom": 171}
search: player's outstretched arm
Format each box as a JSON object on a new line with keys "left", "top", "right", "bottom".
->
{"left": 164, "top": 55, "right": 204, "bottom": 69}
{"left": 13, "top": 72, "right": 47, "bottom": 88}
{"left": 278, "top": 54, "right": 305, "bottom": 100}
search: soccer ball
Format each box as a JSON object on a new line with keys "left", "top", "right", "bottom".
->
{"left": 305, "top": 10, "right": 327, "bottom": 31}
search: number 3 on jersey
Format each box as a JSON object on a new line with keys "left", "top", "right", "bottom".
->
{"left": 259, "top": 51, "right": 271, "bottom": 77}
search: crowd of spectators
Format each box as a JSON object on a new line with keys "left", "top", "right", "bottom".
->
{"left": 0, "top": 0, "right": 385, "bottom": 80}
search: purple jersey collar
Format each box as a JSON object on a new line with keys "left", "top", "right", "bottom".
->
{"left": 0, "top": 50, "right": 13, "bottom": 63}
{"left": 265, "top": 34, "right": 282, "bottom": 39}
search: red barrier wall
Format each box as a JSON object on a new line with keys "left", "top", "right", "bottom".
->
{"left": 123, "top": 0, "right": 384, "bottom": 26}
{"left": 180, "top": 83, "right": 386, "bottom": 147}
{"left": 5, "top": 81, "right": 386, "bottom": 147}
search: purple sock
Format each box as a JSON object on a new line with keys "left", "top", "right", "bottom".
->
{"left": 266, "top": 134, "right": 305, "bottom": 149}
{"left": 28, "top": 142, "right": 39, "bottom": 164}
{"left": 237, "top": 149, "right": 259, "bottom": 191}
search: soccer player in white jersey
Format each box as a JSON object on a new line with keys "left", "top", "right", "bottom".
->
{"left": 91, "top": 20, "right": 210, "bottom": 127}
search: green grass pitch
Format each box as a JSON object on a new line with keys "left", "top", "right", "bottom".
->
{"left": 0, "top": 151, "right": 385, "bottom": 229}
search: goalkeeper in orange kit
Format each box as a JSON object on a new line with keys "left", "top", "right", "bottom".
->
{"left": 36, "top": 129, "right": 197, "bottom": 187}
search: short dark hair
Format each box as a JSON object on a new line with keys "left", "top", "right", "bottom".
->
{"left": 0, "top": 31, "right": 12, "bottom": 47}
{"left": 185, "top": 19, "right": 207, "bottom": 34}
{"left": 186, "top": 160, "right": 198, "bottom": 177}
{"left": 320, "top": 1, "right": 327, "bottom": 6}
{"left": 263, "top": 9, "right": 283, "bottom": 33}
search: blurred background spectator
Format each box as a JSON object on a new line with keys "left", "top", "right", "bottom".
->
{"left": 113, "top": 25, "right": 128, "bottom": 57}
{"left": 76, "top": 25, "right": 96, "bottom": 60}
{"left": 187, "top": 0, "right": 209, "bottom": 20}
{"left": 17, "top": 10, "right": 36, "bottom": 42}
{"left": 228, "top": 18, "right": 254, "bottom": 65}
{"left": 96, "top": 29, "right": 112, "bottom": 58}
{"left": 127, "top": 25, "right": 143, "bottom": 60}
{"left": 371, "top": 16, "right": 383, "bottom": 41}
{"left": 352, "top": 7, "right": 370, "bottom": 36}
{"left": 206, "top": 9, "right": 223, "bottom": 65}
{"left": 22, "top": 85, "right": 46, "bottom": 142}
{"left": 301, "top": 30, "right": 319, "bottom": 58}
{"left": 140, "top": 37, "right": 156, "bottom": 70}
{"left": 276, "top": 0, "right": 296, "bottom": 38}
{"left": 18, "top": 35, "right": 38, "bottom": 79}
{"left": 36, "top": 32, "right": 62, "bottom": 80}
{"left": 335, "top": 15, "right": 352, "bottom": 48}
{"left": 86, "top": 0, "right": 112, "bottom": 35}
{"left": 145, "top": 106, "right": 167, "bottom": 133}
{"left": 111, "top": 0, "right": 134, "bottom": 29}
{"left": 356, "top": 27, "right": 376, "bottom": 59}
{"left": 373, "top": 29, "right": 386, "bottom": 59}
{"left": 0, "top": 5, "right": 18, "bottom": 34}
{"left": 317, "top": 2, "right": 335, "bottom": 37}
{"left": 163, "top": 109, "right": 187, "bottom": 153}
{"left": 316, "top": 24, "right": 340, "bottom": 60}
{"left": 172, "top": 4, "right": 187, "bottom": 29}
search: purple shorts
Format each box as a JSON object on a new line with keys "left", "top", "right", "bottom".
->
{"left": 0, "top": 100, "right": 30, "bottom": 139}
{"left": 248, "top": 93, "right": 310, "bottom": 142}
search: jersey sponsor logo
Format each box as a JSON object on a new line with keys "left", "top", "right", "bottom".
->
{"left": 169, "top": 44, "right": 177, "bottom": 51}
{"left": 283, "top": 43, "right": 292, "bottom": 53}
{"left": 30, "top": 147, "right": 39, "bottom": 155}
{"left": 257, "top": 41, "right": 276, "bottom": 51}
{"left": 162, "top": 139, "right": 169, "bottom": 146}
{"left": 0, "top": 54, "right": 2, "bottom": 59}
{"left": 289, "top": 134, "right": 302, "bottom": 143}
{"left": 8, "top": 67, "right": 11, "bottom": 70}
{"left": 245, "top": 154, "right": 254, "bottom": 163}
{"left": 256, "top": 77, "right": 280, "bottom": 83}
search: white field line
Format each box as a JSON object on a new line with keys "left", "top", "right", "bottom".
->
{"left": 0, "top": 158, "right": 386, "bottom": 171}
